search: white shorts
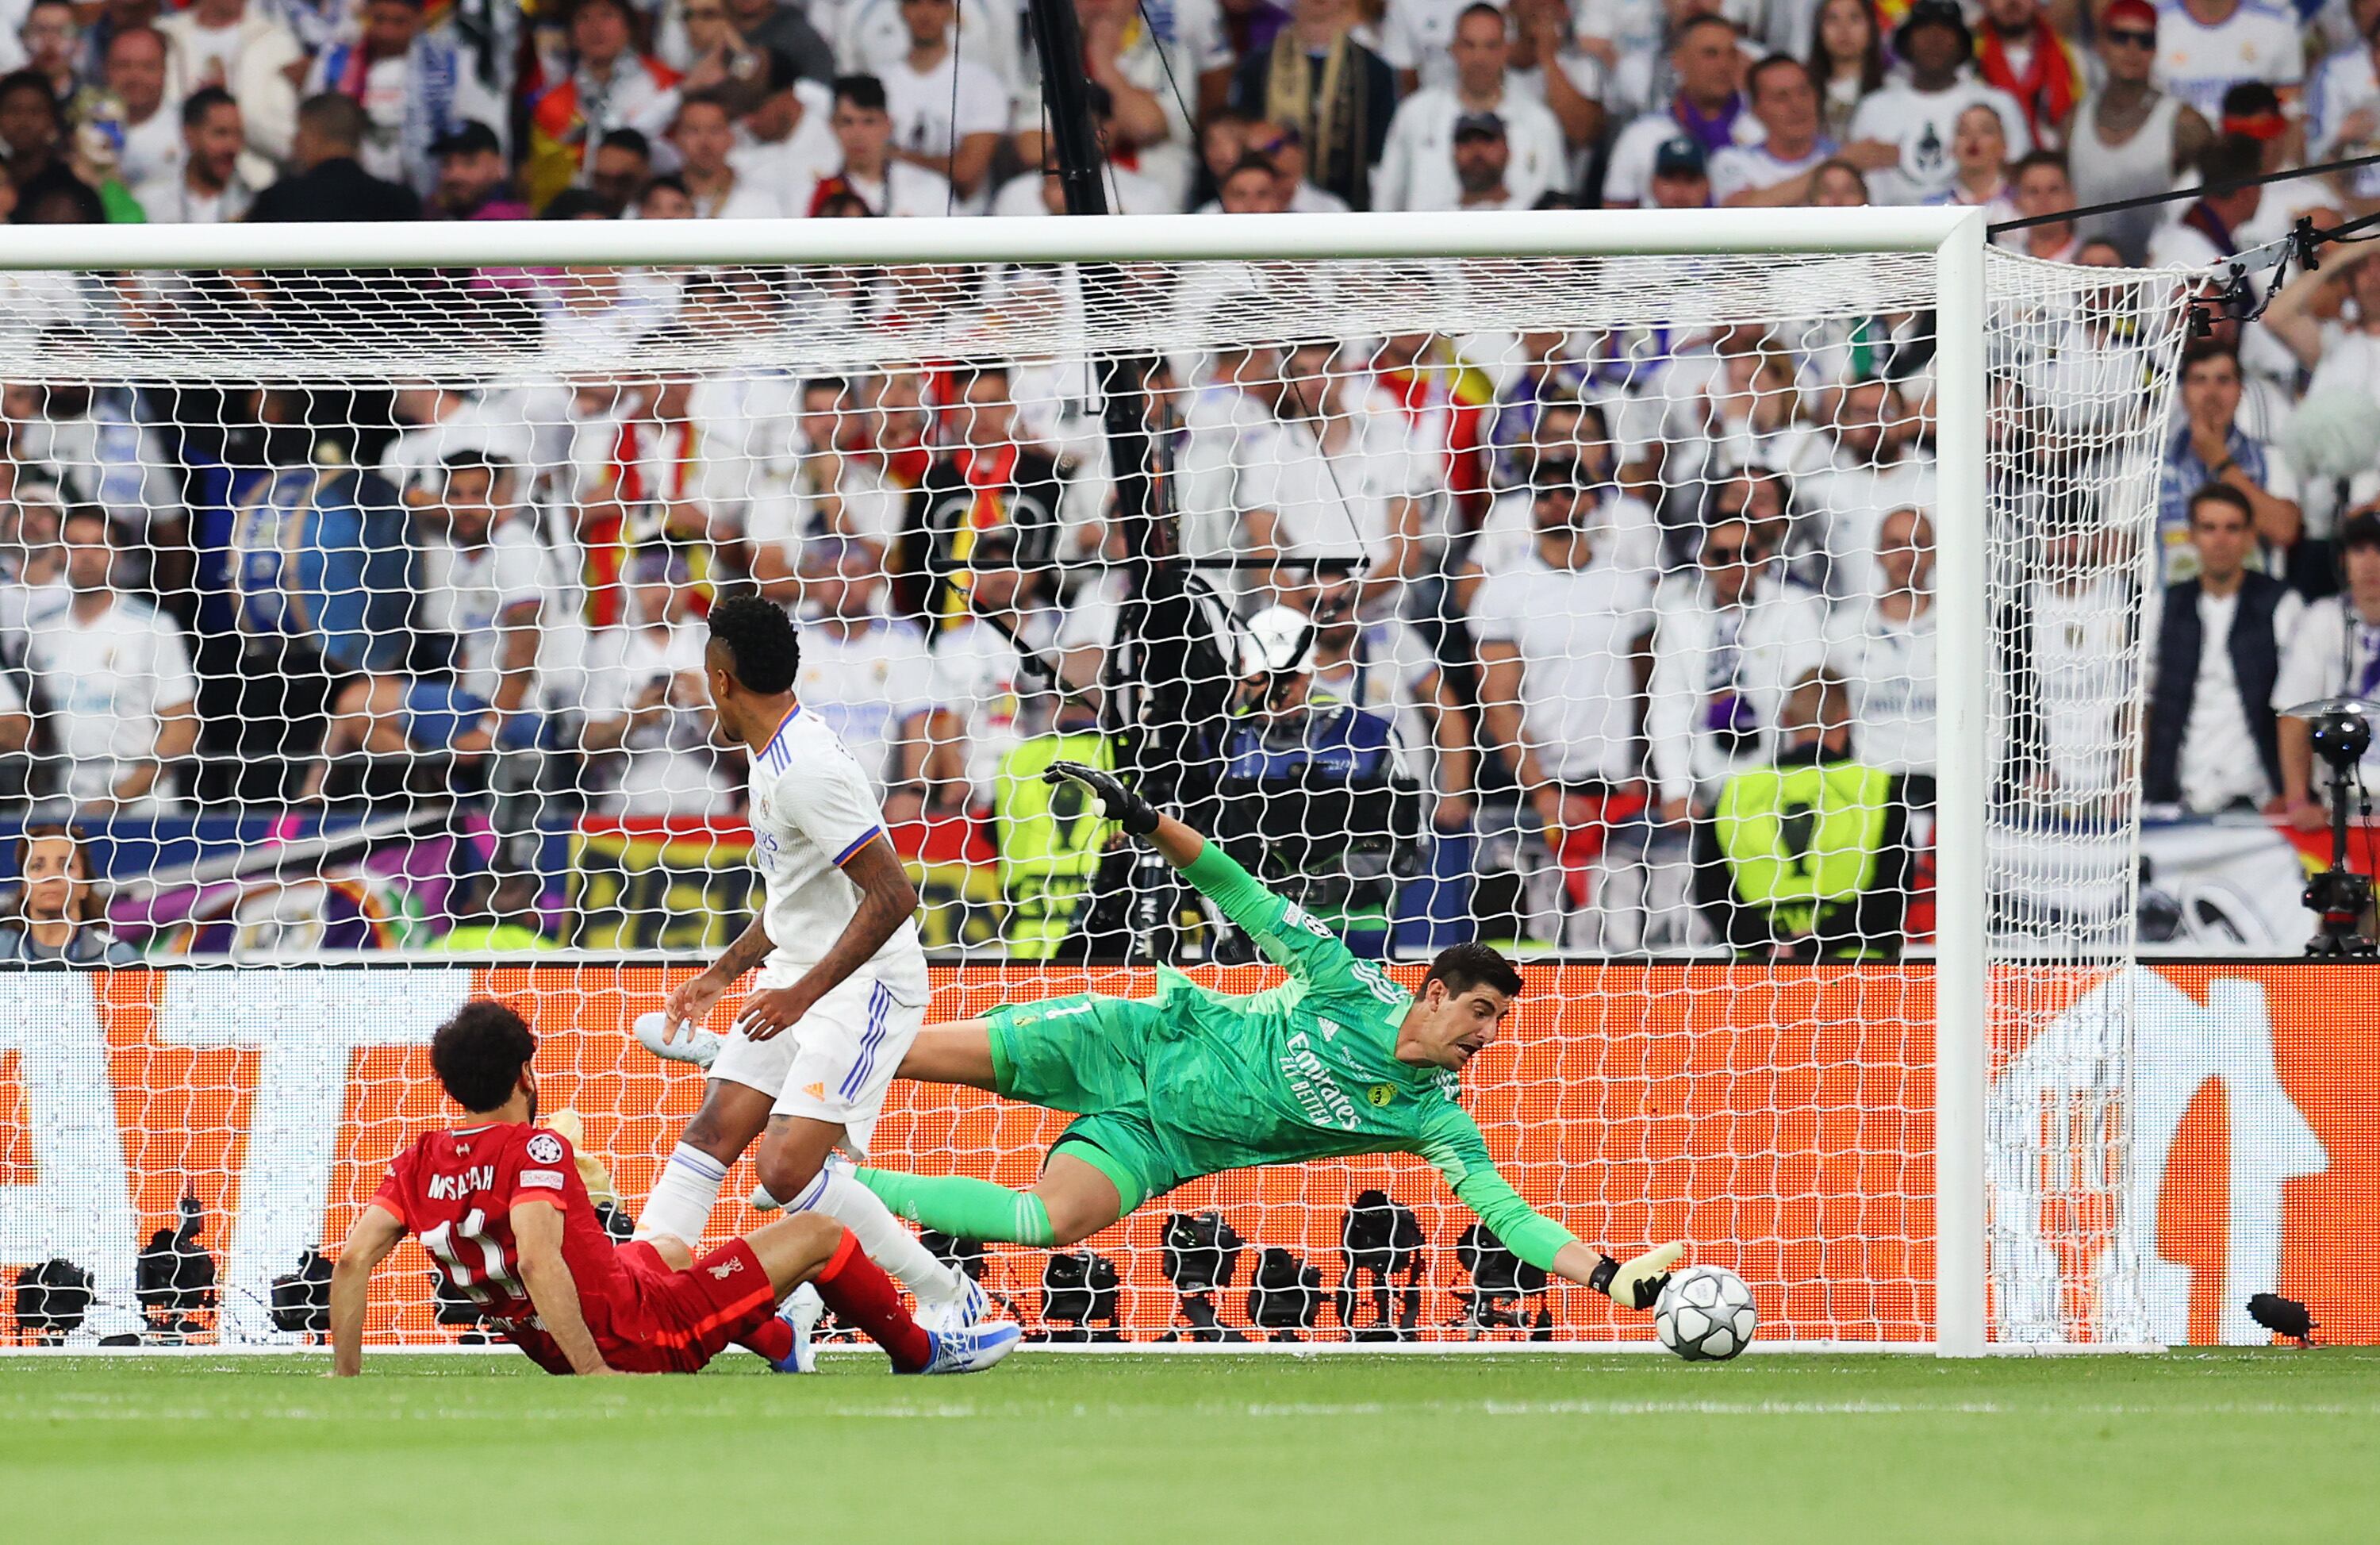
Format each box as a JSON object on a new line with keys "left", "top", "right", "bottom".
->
{"left": 708, "top": 958, "right": 927, "bottom": 1159}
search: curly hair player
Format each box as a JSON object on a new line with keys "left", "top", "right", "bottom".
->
{"left": 329, "top": 1000, "right": 1019, "bottom": 1376}
{"left": 831, "top": 764, "right": 1686, "bottom": 1309}
{"left": 634, "top": 596, "right": 988, "bottom": 1351}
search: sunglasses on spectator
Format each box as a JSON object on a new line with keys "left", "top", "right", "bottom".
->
{"left": 685, "top": 6, "right": 724, "bottom": 17}
{"left": 2105, "top": 28, "right": 2155, "bottom": 48}
{"left": 1703, "top": 543, "right": 1758, "bottom": 563}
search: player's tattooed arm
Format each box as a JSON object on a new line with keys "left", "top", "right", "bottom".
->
{"left": 666, "top": 915, "right": 774, "bottom": 1031}
{"left": 738, "top": 835, "right": 919, "bottom": 1040}
{"left": 327, "top": 1203, "right": 405, "bottom": 1377}
{"left": 511, "top": 1201, "right": 616, "bottom": 1376}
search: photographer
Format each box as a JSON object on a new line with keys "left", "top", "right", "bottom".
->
{"left": 2274, "top": 511, "right": 2380, "bottom": 831}
{"left": 1205, "top": 604, "right": 1422, "bottom": 959}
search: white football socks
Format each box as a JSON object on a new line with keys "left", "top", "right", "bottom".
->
{"left": 646, "top": 1147, "right": 961, "bottom": 1313}
{"left": 633, "top": 1142, "right": 728, "bottom": 1246}
{"left": 758, "top": 1162, "right": 963, "bottom": 1310}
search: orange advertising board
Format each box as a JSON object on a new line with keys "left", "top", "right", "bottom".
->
{"left": 0, "top": 963, "right": 2369, "bottom": 1347}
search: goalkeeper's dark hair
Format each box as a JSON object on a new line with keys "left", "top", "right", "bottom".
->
{"left": 706, "top": 594, "right": 801, "bottom": 694}
{"left": 1423, "top": 942, "right": 1522, "bottom": 1000}
{"left": 431, "top": 1001, "right": 537, "bottom": 1113}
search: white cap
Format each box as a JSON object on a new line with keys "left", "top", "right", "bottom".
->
{"left": 1239, "top": 604, "right": 1317, "bottom": 676}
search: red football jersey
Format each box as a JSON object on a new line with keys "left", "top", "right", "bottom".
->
{"left": 369, "top": 1121, "right": 645, "bottom": 1373}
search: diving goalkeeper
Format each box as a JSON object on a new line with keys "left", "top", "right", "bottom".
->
{"left": 850, "top": 763, "right": 1687, "bottom": 1310}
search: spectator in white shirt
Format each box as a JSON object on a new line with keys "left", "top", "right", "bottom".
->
{"left": 1474, "top": 475, "right": 1658, "bottom": 928}
{"left": 305, "top": 0, "right": 505, "bottom": 195}
{"left": 1239, "top": 338, "right": 1432, "bottom": 605}
{"left": 1825, "top": 505, "right": 1937, "bottom": 786}
{"left": 2152, "top": 0, "right": 2301, "bottom": 119}
{"left": 1714, "top": 53, "right": 1890, "bottom": 206}
{"left": 1375, "top": 2, "right": 1568, "bottom": 212}
{"left": 1998, "top": 149, "right": 2081, "bottom": 262}
{"left": 1504, "top": 0, "right": 1606, "bottom": 156}
{"left": 729, "top": 47, "right": 841, "bottom": 196}
{"left": 804, "top": 71, "right": 950, "bottom": 216}
{"left": 1243, "top": 118, "right": 1349, "bottom": 211}
{"left": 1922, "top": 102, "right": 2015, "bottom": 220}
{"left": 750, "top": 375, "right": 907, "bottom": 593}
{"left": 575, "top": 544, "right": 735, "bottom": 817}
{"left": 993, "top": 81, "right": 1177, "bottom": 214}
{"left": 2069, "top": 0, "right": 2215, "bottom": 262}
{"left": 2260, "top": 241, "right": 2380, "bottom": 424}
{"left": 792, "top": 535, "right": 934, "bottom": 810}
{"left": 878, "top": 0, "right": 1004, "bottom": 209}
{"left": 2307, "top": 6, "right": 2380, "bottom": 202}
{"left": 157, "top": 0, "right": 304, "bottom": 179}
{"left": 1846, "top": 0, "right": 2031, "bottom": 205}
{"left": 668, "top": 88, "right": 787, "bottom": 215}
{"left": 1649, "top": 516, "right": 1831, "bottom": 821}
{"left": 1048, "top": 0, "right": 1233, "bottom": 206}
{"left": 2274, "top": 510, "right": 2380, "bottom": 826}
{"left": 102, "top": 23, "right": 179, "bottom": 190}
{"left": 22, "top": 505, "right": 198, "bottom": 816}
{"left": 1603, "top": 14, "right": 1757, "bottom": 208}
{"left": 1802, "top": 375, "right": 1937, "bottom": 601}
{"left": 1377, "top": 0, "right": 1472, "bottom": 92}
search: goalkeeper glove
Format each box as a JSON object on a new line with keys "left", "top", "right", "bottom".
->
{"left": 1043, "top": 760, "right": 1161, "bottom": 837}
{"left": 1589, "top": 1240, "right": 1686, "bottom": 1312}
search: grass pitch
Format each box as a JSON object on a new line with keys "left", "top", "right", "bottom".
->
{"left": 5, "top": 1349, "right": 2374, "bottom": 1543}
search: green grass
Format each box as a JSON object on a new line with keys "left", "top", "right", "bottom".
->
{"left": 5, "top": 1350, "right": 2375, "bottom": 1543}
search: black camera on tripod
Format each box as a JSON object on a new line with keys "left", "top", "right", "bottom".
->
{"left": 2286, "top": 698, "right": 2377, "bottom": 958}
{"left": 1158, "top": 1209, "right": 1249, "bottom": 1342}
{"left": 1036, "top": 1249, "right": 1122, "bottom": 1342}
{"left": 1453, "top": 1221, "right": 1552, "bottom": 1339}
{"left": 1339, "top": 1189, "right": 1426, "bottom": 1340}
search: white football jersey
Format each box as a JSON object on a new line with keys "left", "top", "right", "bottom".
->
{"left": 746, "top": 705, "right": 928, "bottom": 987}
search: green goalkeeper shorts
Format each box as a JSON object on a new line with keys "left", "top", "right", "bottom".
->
{"left": 985, "top": 991, "right": 1182, "bottom": 1215}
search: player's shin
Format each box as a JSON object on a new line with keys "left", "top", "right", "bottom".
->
{"left": 633, "top": 1142, "right": 729, "bottom": 1246}
{"left": 853, "top": 1166, "right": 1057, "bottom": 1247}
{"left": 810, "top": 1227, "right": 935, "bottom": 1372}
{"left": 804, "top": 1166, "right": 969, "bottom": 1312}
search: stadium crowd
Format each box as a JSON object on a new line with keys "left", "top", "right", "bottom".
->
{"left": 0, "top": 0, "right": 2378, "bottom": 959}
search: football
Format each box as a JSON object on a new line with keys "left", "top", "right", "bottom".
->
{"left": 1655, "top": 1266, "right": 1758, "bottom": 1362}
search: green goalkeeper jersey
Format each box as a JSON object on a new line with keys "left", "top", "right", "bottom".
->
{"left": 1137, "top": 844, "right": 1580, "bottom": 1270}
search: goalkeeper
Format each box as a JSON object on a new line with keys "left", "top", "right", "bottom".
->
{"left": 850, "top": 763, "right": 1686, "bottom": 1310}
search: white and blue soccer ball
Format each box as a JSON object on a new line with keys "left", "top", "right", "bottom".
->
{"left": 1655, "top": 1265, "right": 1758, "bottom": 1362}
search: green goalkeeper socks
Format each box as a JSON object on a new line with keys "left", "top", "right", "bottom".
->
{"left": 854, "top": 1166, "right": 1056, "bottom": 1248}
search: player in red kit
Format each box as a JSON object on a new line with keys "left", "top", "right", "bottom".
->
{"left": 328, "top": 1000, "right": 1021, "bottom": 1377}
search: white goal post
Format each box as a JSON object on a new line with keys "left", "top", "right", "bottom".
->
{"left": 0, "top": 209, "right": 2188, "bottom": 1356}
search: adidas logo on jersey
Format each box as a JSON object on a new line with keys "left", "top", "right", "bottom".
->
{"left": 802, "top": 1082, "right": 827, "bottom": 1101}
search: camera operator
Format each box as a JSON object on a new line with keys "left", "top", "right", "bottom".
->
{"left": 2274, "top": 510, "right": 2380, "bottom": 830}
{"left": 1204, "top": 604, "right": 1422, "bottom": 959}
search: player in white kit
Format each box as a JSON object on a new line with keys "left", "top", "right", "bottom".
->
{"left": 631, "top": 598, "right": 980, "bottom": 1346}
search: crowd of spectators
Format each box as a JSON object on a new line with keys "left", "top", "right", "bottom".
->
{"left": 2, "top": 0, "right": 2378, "bottom": 955}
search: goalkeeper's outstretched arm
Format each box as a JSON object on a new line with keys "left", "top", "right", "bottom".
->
{"left": 1042, "top": 761, "right": 1365, "bottom": 988}
{"left": 1427, "top": 1112, "right": 1684, "bottom": 1311}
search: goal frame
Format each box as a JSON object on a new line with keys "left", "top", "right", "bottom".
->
{"left": 0, "top": 207, "right": 1993, "bottom": 1357}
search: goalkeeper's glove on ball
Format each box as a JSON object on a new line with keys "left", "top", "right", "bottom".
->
{"left": 1590, "top": 1241, "right": 1687, "bottom": 1312}
{"left": 1042, "top": 760, "right": 1161, "bottom": 837}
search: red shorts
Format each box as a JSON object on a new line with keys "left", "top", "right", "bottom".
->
{"left": 603, "top": 1239, "right": 779, "bottom": 1374}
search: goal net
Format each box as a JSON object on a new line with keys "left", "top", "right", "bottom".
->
{"left": 0, "top": 214, "right": 2191, "bottom": 1351}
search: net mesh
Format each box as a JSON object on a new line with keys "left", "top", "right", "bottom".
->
{"left": 0, "top": 241, "right": 2193, "bottom": 1348}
